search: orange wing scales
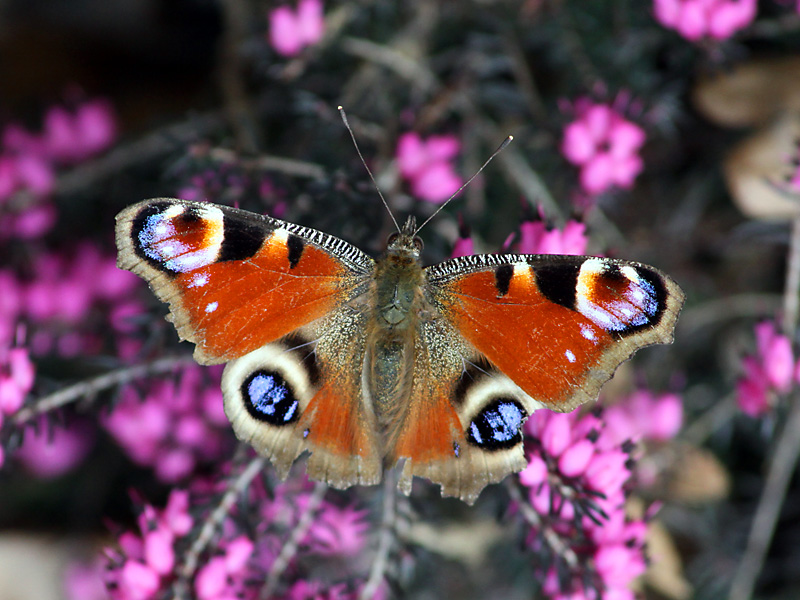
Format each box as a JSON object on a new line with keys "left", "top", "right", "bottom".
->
{"left": 177, "top": 240, "right": 352, "bottom": 362}
{"left": 441, "top": 269, "right": 611, "bottom": 408}
{"left": 116, "top": 199, "right": 373, "bottom": 365}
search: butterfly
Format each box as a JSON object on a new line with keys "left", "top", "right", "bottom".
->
{"left": 116, "top": 198, "right": 684, "bottom": 503}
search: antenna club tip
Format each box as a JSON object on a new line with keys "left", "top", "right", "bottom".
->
{"left": 337, "top": 105, "right": 344, "bottom": 111}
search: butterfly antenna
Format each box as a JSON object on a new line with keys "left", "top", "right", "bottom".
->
{"left": 415, "top": 135, "right": 513, "bottom": 236}
{"left": 338, "top": 106, "right": 401, "bottom": 234}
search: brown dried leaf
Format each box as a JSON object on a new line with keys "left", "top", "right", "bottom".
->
{"left": 693, "top": 56, "right": 800, "bottom": 128}
{"left": 663, "top": 443, "right": 731, "bottom": 503}
{"left": 724, "top": 113, "right": 800, "bottom": 221}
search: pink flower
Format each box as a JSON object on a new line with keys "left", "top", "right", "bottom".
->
{"left": 451, "top": 232, "right": 474, "bottom": 258}
{"left": 269, "top": 0, "right": 325, "bottom": 56}
{"left": 558, "top": 438, "right": 595, "bottom": 477}
{"left": 16, "top": 418, "right": 94, "bottom": 478}
{"left": 602, "top": 390, "right": 684, "bottom": 446}
{"left": 653, "top": 0, "right": 757, "bottom": 41}
{"left": 118, "top": 560, "right": 160, "bottom": 600}
{"left": 63, "top": 559, "right": 107, "bottom": 600}
{"left": 144, "top": 529, "right": 175, "bottom": 576}
{"left": 519, "top": 218, "right": 589, "bottom": 255}
{"left": 562, "top": 102, "right": 646, "bottom": 195}
{"left": 736, "top": 320, "right": 797, "bottom": 416}
{"left": 396, "top": 132, "right": 463, "bottom": 203}
{"left": 103, "top": 368, "right": 230, "bottom": 482}
{"left": 195, "top": 557, "right": 229, "bottom": 600}
{"left": 755, "top": 321, "right": 794, "bottom": 392}
{"left": 306, "top": 503, "right": 368, "bottom": 556}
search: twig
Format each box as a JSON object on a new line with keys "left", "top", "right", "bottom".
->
{"left": 10, "top": 112, "right": 228, "bottom": 206}
{"left": 12, "top": 355, "right": 194, "bottom": 426}
{"left": 728, "top": 214, "right": 800, "bottom": 600}
{"left": 340, "top": 37, "right": 438, "bottom": 92}
{"left": 727, "top": 395, "right": 800, "bottom": 600}
{"left": 172, "top": 454, "right": 268, "bottom": 599}
{"left": 677, "top": 293, "right": 782, "bottom": 337}
{"left": 508, "top": 483, "right": 578, "bottom": 569}
{"left": 205, "top": 147, "right": 326, "bottom": 180}
{"left": 680, "top": 394, "right": 738, "bottom": 446}
{"left": 260, "top": 481, "right": 328, "bottom": 599}
{"left": 359, "top": 470, "right": 398, "bottom": 600}
{"left": 782, "top": 216, "right": 800, "bottom": 337}
{"left": 218, "top": 0, "right": 259, "bottom": 153}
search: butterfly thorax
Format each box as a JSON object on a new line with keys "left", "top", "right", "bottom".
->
{"left": 367, "top": 224, "right": 427, "bottom": 436}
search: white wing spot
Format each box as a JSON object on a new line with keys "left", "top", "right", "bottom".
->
{"left": 189, "top": 272, "right": 209, "bottom": 288}
{"left": 205, "top": 301, "right": 218, "bottom": 313}
{"left": 565, "top": 349, "right": 576, "bottom": 363}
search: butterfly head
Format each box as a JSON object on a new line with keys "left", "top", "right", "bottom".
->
{"left": 386, "top": 216, "right": 423, "bottom": 261}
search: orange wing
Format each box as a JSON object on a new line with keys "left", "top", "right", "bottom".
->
{"left": 385, "top": 254, "right": 682, "bottom": 503}
{"left": 116, "top": 199, "right": 373, "bottom": 364}
{"left": 426, "top": 254, "right": 685, "bottom": 413}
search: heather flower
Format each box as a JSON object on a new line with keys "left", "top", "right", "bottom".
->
{"left": 518, "top": 217, "right": 589, "bottom": 255}
{"left": 519, "top": 408, "right": 649, "bottom": 599}
{"left": 451, "top": 221, "right": 474, "bottom": 258}
{"left": 103, "top": 366, "right": 231, "bottom": 482}
{"left": 305, "top": 503, "right": 369, "bottom": 556}
{"left": 64, "top": 559, "right": 108, "bottom": 600}
{"left": 653, "top": 0, "right": 757, "bottom": 41}
{"left": 269, "top": 0, "right": 325, "bottom": 56}
{"left": 16, "top": 417, "right": 95, "bottom": 477}
{"left": 396, "top": 132, "right": 463, "bottom": 203}
{"left": 0, "top": 345, "right": 34, "bottom": 418}
{"left": 736, "top": 320, "right": 795, "bottom": 416}
{"left": 602, "top": 390, "right": 684, "bottom": 448}
{"left": 0, "top": 245, "right": 141, "bottom": 356}
{"left": 562, "top": 102, "right": 646, "bottom": 196}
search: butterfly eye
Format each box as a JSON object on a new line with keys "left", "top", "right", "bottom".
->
{"left": 413, "top": 237, "right": 424, "bottom": 252}
{"left": 387, "top": 232, "right": 400, "bottom": 246}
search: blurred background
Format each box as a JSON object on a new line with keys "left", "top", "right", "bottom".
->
{"left": 1, "top": 1, "right": 800, "bottom": 599}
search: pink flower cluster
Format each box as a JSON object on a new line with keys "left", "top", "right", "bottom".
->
{"left": 603, "top": 390, "right": 683, "bottom": 446}
{"left": 0, "top": 345, "right": 35, "bottom": 467}
{"left": 105, "top": 489, "right": 196, "bottom": 600}
{"left": 562, "top": 102, "right": 646, "bottom": 196}
{"left": 518, "top": 388, "right": 683, "bottom": 600}
{"left": 396, "top": 132, "right": 463, "bottom": 204}
{"left": 269, "top": 0, "right": 325, "bottom": 57}
{"left": 519, "top": 218, "right": 589, "bottom": 255}
{"left": 104, "top": 476, "right": 370, "bottom": 600}
{"left": 0, "top": 244, "right": 142, "bottom": 357}
{"left": 103, "top": 366, "right": 231, "bottom": 483}
{"left": 16, "top": 416, "right": 95, "bottom": 478}
{"left": 736, "top": 321, "right": 797, "bottom": 417}
{"left": 653, "top": 0, "right": 757, "bottom": 41}
{"left": 0, "top": 97, "right": 116, "bottom": 239}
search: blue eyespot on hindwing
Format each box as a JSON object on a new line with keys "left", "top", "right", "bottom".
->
{"left": 241, "top": 370, "right": 300, "bottom": 426}
{"left": 467, "top": 399, "right": 527, "bottom": 450}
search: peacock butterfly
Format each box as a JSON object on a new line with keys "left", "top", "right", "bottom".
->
{"left": 115, "top": 198, "right": 683, "bottom": 503}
